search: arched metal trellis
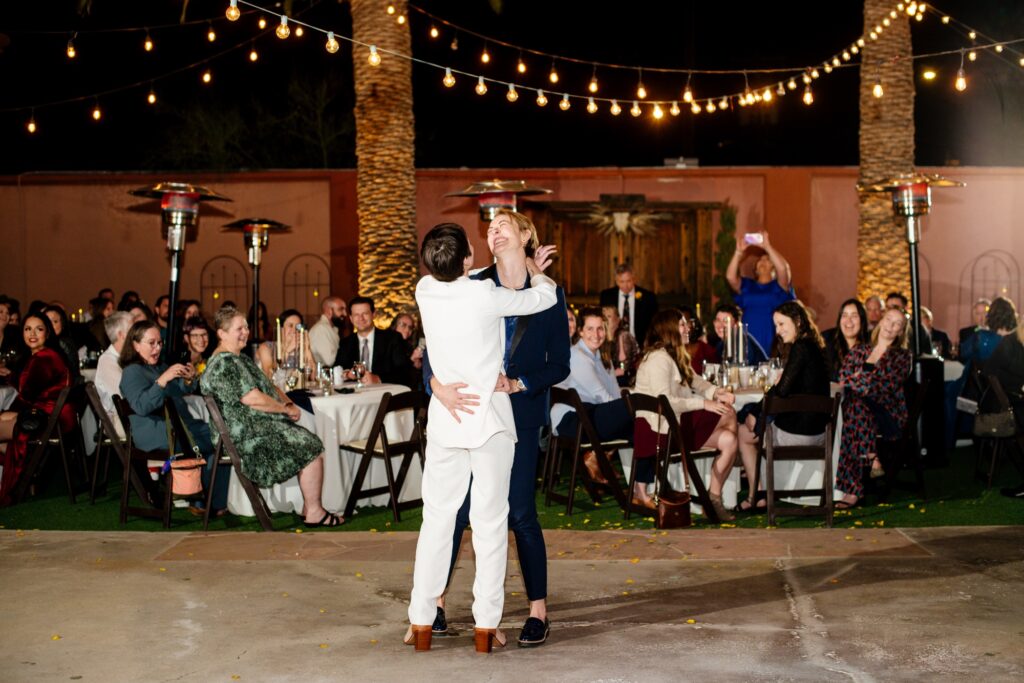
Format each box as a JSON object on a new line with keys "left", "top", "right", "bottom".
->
{"left": 198, "top": 256, "right": 250, "bottom": 316}
{"left": 282, "top": 253, "right": 331, "bottom": 323}
{"left": 957, "top": 249, "right": 1022, "bottom": 330}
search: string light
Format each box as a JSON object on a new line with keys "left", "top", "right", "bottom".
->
{"left": 968, "top": 31, "right": 976, "bottom": 40}
{"left": 536, "top": 89, "right": 548, "bottom": 106}
{"left": 396, "top": 15, "right": 406, "bottom": 26}
{"left": 1020, "top": 57, "right": 1024, "bottom": 67}
{"left": 810, "top": 68, "right": 820, "bottom": 79}
{"left": 636, "top": 70, "right": 646, "bottom": 99}
{"left": 955, "top": 51, "right": 967, "bottom": 91}
{"left": 995, "top": 44, "right": 1004, "bottom": 53}
{"left": 506, "top": 84, "right": 518, "bottom": 102}
{"left": 325, "top": 31, "right": 339, "bottom": 54}
{"left": 803, "top": 84, "right": 814, "bottom": 105}
{"left": 276, "top": 15, "right": 290, "bottom": 39}
{"left": 586, "top": 97, "right": 598, "bottom": 114}
{"left": 517, "top": 55, "right": 526, "bottom": 74}
{"left": 690, "top": 101, "right": 701, "bottom": 114}
{"left": 842, "top": 50, "right": 851, "bottom": 61}
{"left": 27, "top": 113, "right": 36, "bottom": 134}
{"left": 652, "top": 103, "right": 664, "bottom": 120}
{"left": 207, "top": 24, "right": 217, "bottom": 42}
{"left": 967, "top": 50, "right": 977, "bottom": 62}
{"left": 559, "top": 94, "right": 571, "bottom": 111}
{"left": 762, "top": 87, "right": 773, "bottom": 102}
{"left": 249, "top": 46, "right": 259, "bottom": 61}
{"left": 719, "top": 97, "right": 729, "bottom": 110}
{"left": 386, "top": 4, "right": 396, "bottom": 15}
{"left": 258, "top": 16, "right": 267, "bottom": 30}
{"left": 630, "top": 101, "right": 641, "bottom": 117}
{"left": 429, "top": 25, "right": 439, "bottom": 39}
{"left": 442, "top": 67, "right": 455, "bottom": 87}
{"left": 226, "top": 0, "right": 241, "bottom": 22}
{"left": 851, "top": 45, "right": 860, "bottom": 55}
{"left": 682, "top": 73, "right": 693, "bottom": 102}
{"left": 706, "top": 100, "right": 717, "bottom": 113}
{"left": 787, "top": 78, "right": 797, "bottom": 90}
{"left": 776, "top": 83, "right": 786, "bottom": 96}
{"left": 588, "top": 66, "right": 599, "bottom": 93}
{"left": 670, "top": 101, "right": 680, "bottom": 116}
{"left": 368, "top": 45, "right": 381, "bottom": 66}
{"left": 475, "top": 76, "right": 487, "bottom": 95}
{"left": 549, "top": 61, "right": 559, "bottom": 84}
{"left": 92, "top": 103, "right": 102, "bottom": 121}
{"left": 450, "top": 36, "right": 458, "bottom": 51}
{"left": 610, "top": 99, "right": 621, "bottom": 115}
{"left": 481, "top": 45, "right": 490, "bottom": 64}
{"left": 942, "top": 16, "right": 950, "bottom": 24}
{"left": 147, "top": 88, "right": 157, "bottom": 104}
{"left": 872, "top": 77, "right": 884, "bottom": 98}
{"left": 143, "top": 32, "right": 154, "bottom": 52}
{"left": 295, "top": 26, "right": 304, "bottom": 37}
{"left": 202, "top": 68, "right": 212, "bottom": 84}
{"left": 66, "top": 37, "right": 76, "bottom": 59}
{"left": 922, "top": 68, "right": 936, "bottom": 80}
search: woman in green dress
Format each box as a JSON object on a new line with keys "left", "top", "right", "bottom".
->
{"left": 201, "top": 306, "right": 343, "bottom": 527}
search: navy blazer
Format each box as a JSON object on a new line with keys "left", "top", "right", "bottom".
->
{"left": 424, "top": 265, "right": 571, "bottom": 430}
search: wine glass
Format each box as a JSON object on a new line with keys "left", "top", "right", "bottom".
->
{"left": 352, "top": 361, "right": 366, "bottom": 389}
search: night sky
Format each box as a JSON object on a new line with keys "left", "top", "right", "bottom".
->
{"left": 3, "top": 0, "right": 1023, "bottom": 174}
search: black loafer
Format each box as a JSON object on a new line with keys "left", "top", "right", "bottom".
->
{"left": 431, "top": 606, "right": 448, "bottom": 635}
{"left": 517, "top": 617, "right": 550, "bottom": 648}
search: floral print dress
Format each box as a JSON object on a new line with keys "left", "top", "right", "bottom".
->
{"left": 836, "top": 343, "right": 913, "bottom": 497}
{"left": 201, "top": 352, "right": 323, "bottom": 488}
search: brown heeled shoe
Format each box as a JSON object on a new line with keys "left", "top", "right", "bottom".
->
{"left": 403, "top": 624, "right": 432, "bottom": 651}
{"left": 582, "top": 450, "right": 610, "bottom": 484}
{"left": 631, "top": 496, "right": 656, "bottom": 510}
{"left": 474, "top": 627, "right": 507, "bottom": 653}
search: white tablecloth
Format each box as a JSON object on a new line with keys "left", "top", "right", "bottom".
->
{"left": 944, "top": 360, "right": 965, "bottom": 383}
{"left": 227, "top": 384, "right": 420, "bottom": 516}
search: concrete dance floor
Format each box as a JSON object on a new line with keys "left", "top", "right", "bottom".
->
{"left": 1, "top": 526, "right": 1022, "bottom": 682}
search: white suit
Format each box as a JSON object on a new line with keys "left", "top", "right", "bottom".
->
{"left": 409, "top": 271, "right": 557, "bottom": 629}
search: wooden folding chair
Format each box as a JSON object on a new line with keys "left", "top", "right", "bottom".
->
{"left": 203, "top": 395, "right": 275, "bottom": 531}
{"left": 974, "top": 375, "right": 1024, "bottom": 488}
{"left": 622, "top": 392, "right": 723, "bottom": 523}
{"left": 113, "top": 394, "right": 177, "bottom": 528}
{"left": 762, "top": 393, "right": 841, "bottom": 528}
{"left": 339, "top": 390, "right": 427, "bottom": 522}
{"left": 11, "top": 386, "right": 88, "bottom": 504}
{"left": 878, "top": 379, "right": 930, "bottom": 500}
{"left": 542, "top": 387, "right": 630, "bottom": 515}
{"left": 83, "top": 382, "right": 135, "bottom": 504}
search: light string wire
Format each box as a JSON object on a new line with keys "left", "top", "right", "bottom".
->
{"left": 6, "top": 8, "right": 258, "bottom": 34}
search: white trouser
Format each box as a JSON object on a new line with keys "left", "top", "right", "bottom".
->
{"left": 408, "top": 431, "right": 515, "bottom": 629}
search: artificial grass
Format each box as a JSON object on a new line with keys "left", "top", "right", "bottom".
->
{"left": 0, "top": 445, "right": 1020, "bottom": 533}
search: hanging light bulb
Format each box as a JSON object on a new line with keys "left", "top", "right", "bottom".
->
{"left": 907, "top": 2, "right": 917, "bottom": 15}
{"left": 258, "top": 16, "right": 267, "bottom": 29}
{"left": 226, "top": 0, "right": 241, "bottom": 21}
{"left": 682, "top": 83, "right": 693, "bottom": 103}
{"left": 869, "top": 32, "right": 878, "bottom": 41}
{"left": 442, "top": 67, "right": 455, "bottom": 88}
{"left": 66, "top": 37, "right": 76, "bottom": 59}
{"left": 824, "top": 64, "right": 833, "bottom": 74}
{"left": 706, "top": 100, "right": 717, "bottom": 113}
{"left": 586, "top": 97, "right": 598, "bottom": 114}
{"left": 475, "top": 76, "right": 487, "bottom": 95}
{"left": 396, "top": 15, "right": 406, "bottom": 25}
{"left": 202, "top": 68, "right": 212, "bottom": 84}
{"left": 517, "top": 57, "right": 526, "bottom": 74}
{"left": 968, "top": 31, "right": 977, "bottom": 41}
{"left": 92, "top": 103, "right": 102, "bottom": 121}
{"left": 559, "top": 94, "right": 571, "bottom": 111}
{"left": 942, "top": 15, "right": 950, "bottom": 24}
{"left": 325, "top": 31, "right": 339, "bottom": 54}
{"left": 995, "top": 44, "right": 1004, "bottom": 53}
{"left": 506, "top": 84, "right": 519, "bottom": 102}
{"left": 802, "top": 73, "right": 812, "bottom": 85}
{"left": 295, "top": 26, "right": 304, "bottom": 37}
{"left": 955, "top": 68, "right": 967, "bottom": 91}
{"left": 872, "top": 78, "right": 884, "bottom": 98}
{"left": 637, "top": 83, "right": 647, "bottom": 100}
{"left": 207, "top": 24, "right": 217, "bottom": 42}
{"left": 549, "top": 62, "right": 559, "bottom": 84}
{"left": 719, "top": 97, "right": 729, "bottom": 110}
{"left": 1019, "top": 57, "right": 1024, "bottom": 67}
{"left": 921, "top": 68, "right": 936, "bottom": 80}
{"left": 386, "top": 4, "right": 396, "bottom": 15}
{"left": 810, "top": 68, "right": 820, "bottom": 79}
{"left": 857, "top": 38, "right": 865, "bottom": 47}
{"left": 429, "top": 25, "right": 439, "bottom": 39}
{"left": 144, "top": 32, "right": 154, "bottom": 52}
{"left": 630, "top": 101, "right": 641, "bottom": 117}
{"left": 147, "top": 88, "right": 157, "bottom": 104}
{"left": 763, "top": 87, "right": 773, "bottom": 102}
{"left": 787, "top": 78, "right": 797, "bottom": 90}
{"left": 690, "top": 101, "right": 701, "bottom": 114}
{"left": 481, "top": 46, "right": 490, "bottom": 64}
{"left": 883, "top": 17, "right": 891, "bottom": 27}
{"left": 967, "top": 50, "right": 977, "bottom": 62}
{"left": 842, "top": 50, "right": 851, "bottom": 61}
{"left": 776, "top": 83, "right": 786, "bottom": 96}
{"left": 450, "top": 36, "right": 458, "bottom": 51}
{"left": 803, "top": 84, "right": 814, "bottom": 105}
{"left": 27, "top": 115, "right": 37, "bottom": 134}
{"left": 536, "top": 89, "right": 548, "bottom": 106}
{"left": 610, "top": 100, "right": 622, "bottom": 115}
{"left": 832, "top": 56, "right": 841, "bottom": 66}
{"left": 368, "top": 45, "right": 381, "bottom": 66}
{"left": 670, "top": 101, "right": 680, "bottom": 116}
{"left": 249, "top": 46, "right": 259, "bottom": 61}
{"left": 588, "top": 67, "right": 599, "bottom": 93}
{"left": 652, "top": 103, "right": 664, "bottom": 120}
{"left": 851, "top": 45, "right": 860, "bottom": 55}
{"left": 276, "top": 16, "right": 290, "bottom": 39}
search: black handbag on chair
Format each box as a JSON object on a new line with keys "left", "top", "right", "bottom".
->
{"left": 16, "top": 408, "right": 47, "bottom": 436}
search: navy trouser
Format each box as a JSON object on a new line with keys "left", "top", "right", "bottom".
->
{"left": 448, "top": 425, "right": 547, "bottom": 601}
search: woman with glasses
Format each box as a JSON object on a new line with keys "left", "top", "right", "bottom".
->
{"left": 182, "top": 316, "right": 214, "bottom": 379}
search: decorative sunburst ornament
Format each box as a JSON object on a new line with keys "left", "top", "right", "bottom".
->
{"left": 586, "top": 195, "right": 670, "bottom": 236}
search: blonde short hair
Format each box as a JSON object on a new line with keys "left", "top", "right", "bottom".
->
{"left": 494, "top": 209, "right": 539, "bottom": 255}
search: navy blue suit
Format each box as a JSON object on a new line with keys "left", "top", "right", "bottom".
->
{"left": 426, "top": 265, "right": 570, "bottom": 601}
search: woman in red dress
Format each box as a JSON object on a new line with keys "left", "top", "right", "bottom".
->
{"left": 0, "top": 313, "right": 75, "bottom": 505}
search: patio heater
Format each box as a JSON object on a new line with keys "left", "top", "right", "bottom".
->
{"left": 223, "top": 218, "right": 290, "bottom": 345}
{"left": 445, "top": 179, "right": 552, "bottom": 220}
{"left": 858, "top": 172, "right": 964, "bottom": 465}
{"left": 129, "top": 182, "right": 231, "bottom": 360}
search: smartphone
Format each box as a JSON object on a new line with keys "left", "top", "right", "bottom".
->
{"left": 743, "top": 233, "right": 764, "bottom": 245}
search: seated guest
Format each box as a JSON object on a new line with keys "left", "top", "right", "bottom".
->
{"left": 567, "top": 307, "right": 578, "bottom": 345}
{"left": 985, "top": 323, "right": 1024, "bottom": 498}
{"left": 202, "top": 307, "right": 342, "bottom": 526}
{"left": 864, "top": 295, "right": 884, "bottom": 332}
{"left": 117, "top": 291, "right": 141, "bottom": 311}
{"left": 601, "top": 305, "right": 639, "bottom": 386}
{"left": 959, "top": 298, "right": 992, "bottom": 347}
{"left": 333, "top": 296, "right": 412, "bottom": 386}
{"left": 599, "top": 263, "right": 658, "bottom": 347}
{"left": 119, "top": 320, "right": 229, "bottom": 516}
{"left": 680, "top": 306, "right": 718, "bottom": 376}
{"left": 257, "top": 309, "right": 316, "bottom": 378}
{"left": 88, "top": 296, "right": 115, "bottom": 349}
{"left": 550, "top": 308, "right": 633, "bottom": 484}
{"left": 124, "top": 301, "right": 152, "bottom": 324}
{"left": 41, "top": 305, "right": 81, "bottom": 382}
{"left": 182, "top": 316, "right": 214, "bottom": 378}
{"left": 391, "top": 311, "right": 425, "bottom": 389}
{"left": 0, "top": 295, "right": 20, "bottom": 356}
{"left": 94, "top": 312, "right": 133, "bottom": 437}
{"left": 835, "top": 308, "right": 912, "bottom": 508}
{"left": 920, "top": 307, "right": 951, "bottom": 358}
{"left": 0, "top": 313, "right": 76, "bottom": 504}
{"left": 633, "top": 309, "right": 739, "bottom": 519}
{"left": 708, "top": 303, "right": 768, "bottom": 364}
{"left": 308, "top": 296, "right": 348, "bottom": 367}
{"left": 735, "top": 301, "right": 830, "bottom": 513}
{"left": 822, "top": 298, "right": 870, "bottom": 381}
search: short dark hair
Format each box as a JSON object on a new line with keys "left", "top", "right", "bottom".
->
{"left": 278, "top": 308, "right": 305, "bottom": 326}
{"left": 886, "top": 292, "right": 908, "bottom": 308}
{"left": 348, "top": 296, "right": 375, "bottom": 313}
{"left": 714, "top": 302, "right": 742, "bottom": 321}
{"left": 614, "top": 263, "right": 634, "bottom": 276}
{"left": 421, "top": 223, "right": 470, "bottom": 282}
{"left": 155, "top": 295, "right": 169, "bottom": 308}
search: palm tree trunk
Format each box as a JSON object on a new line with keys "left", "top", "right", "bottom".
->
{"left": 351, "top": 0, "right": 417, "bottom": 322}
{"left": 858, "top": 0, "right": 915, "bottom": 302}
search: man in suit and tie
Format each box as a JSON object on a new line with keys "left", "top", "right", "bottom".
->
{"left": 599, "top": 263, "right": 658, "bottom": 346}
{"left": 959, "top": 298, "right": 991, "bottom": 347}
{"left": 921, "top": 306, "right": 952, "bottom": 358}
{"left": 333, "top": 296, "right": 412, "bottom": 386}
{"left": 407, "top": 223, "right": 558, "bottom": 651}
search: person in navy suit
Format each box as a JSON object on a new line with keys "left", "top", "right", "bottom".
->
{"left": 599, "top": 263, "right": 659, "bottom": 347}
{"left": 429, "top": 210, "right": 570, "bottom": 648}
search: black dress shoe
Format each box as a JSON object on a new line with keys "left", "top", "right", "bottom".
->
{"left": 1000, "top": 483, "right": 1024, "bottom": 498}
{"left": 517, "top": 617, "right": 550, "bottom": 648}
{"left": 431, "top": 606, "right": 448, "bottom": 635}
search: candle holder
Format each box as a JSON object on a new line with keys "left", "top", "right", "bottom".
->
{"left": 223, "top": 218, "right": 290, "bottom": 345}
{"left": 129, "top": 182, "right": 231, "bottom": 359}
{"left": 445, "top": 179, "right": 552, "bottom": 220}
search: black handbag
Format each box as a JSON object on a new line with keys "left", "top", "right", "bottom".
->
{"left": 974, "top": 409, "right": 1016, "bottom": 438}
{"left": 16, "top": 408, "right": 47, "bottom": 436}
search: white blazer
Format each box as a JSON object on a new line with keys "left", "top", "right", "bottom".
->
{"left": 416, "top": 272, "right": 558, "bottom": 449}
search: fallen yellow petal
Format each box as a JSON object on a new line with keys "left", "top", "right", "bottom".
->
{"left": 355, "top": 572, "right": 363, "bottom": 578}
{"left": 908, "top": 503, "right": 915, "bottom": 509}
{"left": 844, "top": 535, "right": 854, "bottom": 541}
{"left": 685, "top": 619, "right": 696, "bottom": 624}
{"left": 295, "top": 529, "right": 303, "bottom": 534}
{"left": 159, "top": 567, "right": 167, "bottom": 572}
{"left": 920, "top": 508, "right": 926, "bottom": 513}
{"left": 370, "top": 639, "right": 379, "bottom": 645}
{"left": 829, "top": 578, "right": 840, "bottom": 584}
{"left": 232, "top": 676, "right": 241, "bottom": 681}
{"left": 319, "top": 609, "right": 327, "bottom": 614}
{"left": 282, "top": 592, "right": 289, "bottom": 597}
{"left": 510, "top": 591, "right": 520, "bottom": 596}
{"left": 51, "top": 634, "right": 61, "bottom": 641}
{"left": 719, "top": 523, "right": 736, "bottom": 528}
{"left": 319, "top": 643, "right": 329, "bottom": 649}
{"left": 626, "top": 579, "right": 635, "bottom": 584}
{"left": 629, "top": 557, "right": 640, "bottom": 564}
{"left": 854, "top": 521, "right": 863, "bottom": 526}
{"left": 621, "top": 591, "right": 630, "bottom": 596}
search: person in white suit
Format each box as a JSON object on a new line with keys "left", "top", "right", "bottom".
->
{"left": 406, "top": 223, "right": 558, "bottom": 653}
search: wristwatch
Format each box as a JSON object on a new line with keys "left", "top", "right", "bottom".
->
{"left": 514, "top": 378, "right": 527, "bottom": 393}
